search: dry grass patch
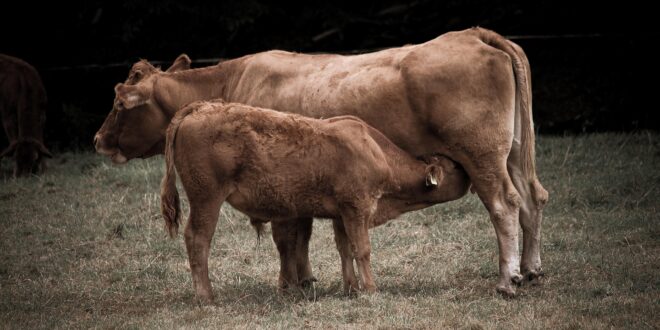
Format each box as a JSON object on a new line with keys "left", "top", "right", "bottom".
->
{"left": 1, "top": 133, "right": 659, "bottom": 328}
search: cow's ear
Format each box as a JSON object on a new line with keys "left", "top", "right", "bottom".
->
{"left": 0, "top": 141, "right": 17, "bottom": 158}
{"left": 166, "top": 54, "right": 191, "bottom": 72}
{"left": 115, "top": 83, "right": 149, "bottom": 109}
{"left": 425, "top": 164, "right": 443, "bottom": 187}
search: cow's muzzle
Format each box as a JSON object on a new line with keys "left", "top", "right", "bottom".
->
{"left": 94, "top": 133, "right": 128, "bottom": 164}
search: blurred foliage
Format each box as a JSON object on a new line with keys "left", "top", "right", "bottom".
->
{"left": 1, "top": 0, "right": 647, "bottom": 65}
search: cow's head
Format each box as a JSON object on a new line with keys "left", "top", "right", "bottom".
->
{"left": 94, "top": 54, "right": 191, "bottom": 164}
{"left": 1, "top": 138, "right": 52, "bottom": 177}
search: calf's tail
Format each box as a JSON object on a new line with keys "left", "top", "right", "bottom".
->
{"left": 160, "top": 104, "right": 197, "bottom": 238}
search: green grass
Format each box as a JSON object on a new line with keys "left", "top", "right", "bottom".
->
{"left": 1, "top": 133, "right": 659, "bottom": 329}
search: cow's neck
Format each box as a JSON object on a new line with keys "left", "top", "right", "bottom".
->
{"left": 155, "top": 58, "right": 248, "bottom": 117}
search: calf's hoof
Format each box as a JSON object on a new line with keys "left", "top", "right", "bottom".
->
{"left": 195, "top": 293, "right": 215, "bottom": 305}
{"left": 343, "top": 280, "right": 360, "bottom": 295}
{"left": 362, "top": 284, "right": 377, "bottom": 294}
{"left": 300, "top": 276, "right": 318, "bottom": 288}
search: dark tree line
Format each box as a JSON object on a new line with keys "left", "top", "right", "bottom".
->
{"left": 0, "top": 0, "right": 653, "bottom": 149}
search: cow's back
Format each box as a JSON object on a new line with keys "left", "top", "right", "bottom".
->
{"left": 224, "top": 29, "right": 508, "bottom": 157}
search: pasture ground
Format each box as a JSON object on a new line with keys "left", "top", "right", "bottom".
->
{"left": 1, "top": 133, "right": 659, "bottom": 329}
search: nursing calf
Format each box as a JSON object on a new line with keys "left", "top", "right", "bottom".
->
{"left": 160, "top": 100, "right": 470, "bottom": 302}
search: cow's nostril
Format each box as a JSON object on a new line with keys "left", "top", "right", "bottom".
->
{"left": 93, "top": 134, "right": 100, "bottom": 148}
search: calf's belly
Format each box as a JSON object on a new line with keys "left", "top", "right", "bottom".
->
{"left": 225, "top": 190, "right": 338, "bottom": 221}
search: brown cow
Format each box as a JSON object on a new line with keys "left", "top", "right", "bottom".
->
{"left": 96, "top": 27, "right": 549, "bottom": 297}
{"left": 0, "top": 54, "right": 52, "bottom": 177}
{"left": 159, "top": 100, "right": 470, "bottom": 301}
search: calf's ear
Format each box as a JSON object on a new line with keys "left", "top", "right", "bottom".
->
{"left": 114, "top": 83, "right": 150, "bottom": 109}
{"left": 166, "top": 54, "right": 191, "bottom": 72}
{"left": 425, "top": 165, "right": 443, "bottom": 187}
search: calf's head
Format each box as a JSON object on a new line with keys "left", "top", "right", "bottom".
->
{"left": 422, "top": 155, "right": 471, "bottom": 201}
{"left": 94, "top": 54, "right": 191, "bottom": 163}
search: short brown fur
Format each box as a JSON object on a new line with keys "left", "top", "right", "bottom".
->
{"left": 96, "top": 28, "right": 549, "bottom": 296}
{"left": 161, "top": 100, "right": 470, "bottom": 301}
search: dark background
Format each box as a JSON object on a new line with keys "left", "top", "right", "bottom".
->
{"left": 1, "top": 0, "right": 652, "bottom": 150}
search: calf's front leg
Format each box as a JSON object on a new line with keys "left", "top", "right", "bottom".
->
{"left": 294, "top": 218, "right": 317, "bottom": 286}
{"left": 271, "top": 221, "right": 300, "bottom": 290}
{"left": 271, "top": 218, "right": 316, "bottom": 289}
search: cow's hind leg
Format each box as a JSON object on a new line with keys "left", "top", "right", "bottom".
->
{"left": 271, "top": 221, "right": 300, "bottom": 290}
{"left": 466, "top": 161, "right": 523, "bottom": 297}
{"left": 507, "top": 140, "right": 549, "bottom": 284}
{"left": 332, "top": 219, "right": 359, "bottom": 294}
{"left": 184, "top": 194, "right": 225, "bottom": 304}
{"left": 510, "top": 172, "right": 549, "bottom": 283}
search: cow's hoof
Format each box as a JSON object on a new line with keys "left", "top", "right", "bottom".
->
{"left": 522, "top": 268, "right": 544, "bottom": 285}
{"left": 496, "top": 283, "right": 517, "bottom": 298}
{"left": 300, "top": 276, "right": 318, "bottom": 288}
{"left": 511, "top": 273, "right": 524, "bottom": 286}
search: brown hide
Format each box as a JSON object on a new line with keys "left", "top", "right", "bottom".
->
{"left": 0, "top": 54, "right": 52, "bottom": 177}
{"left": 160, "top": 100, "right": 470, "bottom": 299}
{"left": 97, "top": 27, "right": 548, "bottom": 297}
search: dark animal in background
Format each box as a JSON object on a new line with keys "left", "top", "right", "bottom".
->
{"left": 0, "top": 54, "right": 52, "bottom": 177}
{"left": 159, "top": 100, "right": 470, "bottom": 302}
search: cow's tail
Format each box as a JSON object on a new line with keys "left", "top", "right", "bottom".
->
{"left": 160, "top": 103, "right": 198, "bottom": 238}
{"left": 475, "top": 28, "right": 536, "bottom": 180}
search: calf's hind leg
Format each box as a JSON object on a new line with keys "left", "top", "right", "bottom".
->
{"left": 339, "top": 207, "right": 376, "bottom": 293}
{"left": 332, "top": 219, "right": 359, "bottom": 293}
{"left": 184, "top": 193, "right": 226, "bottom": 303}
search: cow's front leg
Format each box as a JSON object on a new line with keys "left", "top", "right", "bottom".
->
{"left": 184, "top": 196, "right": 223, "bottom": 304}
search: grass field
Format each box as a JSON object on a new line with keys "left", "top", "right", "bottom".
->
{"left": 1, "top": 133, "right": 659, "bottom": 329}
